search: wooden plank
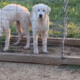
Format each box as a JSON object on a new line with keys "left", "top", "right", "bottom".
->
{"left": 0, "top": 53, "right": 62, "bottom": 65}
{"left": 62, "top": 56, "right": 80, "bottom": 65}
{"left": 11, "top": 36, "right": 80, "bottom": 47}
{"left": 65, "top": 38, "right": 80, "bottom": 47}
{"left": 0, "top": 36, "right": 80, "bottom": 65}
{"left": 0, "top": 53, "right": 80, "bottom": 65}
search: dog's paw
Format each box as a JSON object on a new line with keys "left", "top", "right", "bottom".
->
{"left": 33, "top": 49, "right": 39, "bottom": 54}
{"left": 12, "top": 42, "right": 19, "bottom": 46}
{"left": 33, "top": 52, "right": 39, "bottom": 54}
{"left": 3, "top": 47, "right": 8, "bottom": 52}
{"left": 24, "top": 45, "right": 30, "bottom": 49}
{"left": 43, "top": 50, "right": 48, "bottom": 53}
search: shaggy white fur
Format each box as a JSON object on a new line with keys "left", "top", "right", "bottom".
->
{"left": 0, "top": 4, "right": 31, "bottom": 51}
{"left": 31, "top": 3, "right": 51, "bottom": 54}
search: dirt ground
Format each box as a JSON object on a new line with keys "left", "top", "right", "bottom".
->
{"left": 0, "top": 44, "right": 80, "bottom": 80}
{"left": 0, "top": 62, "right": 80, "bottom": 80}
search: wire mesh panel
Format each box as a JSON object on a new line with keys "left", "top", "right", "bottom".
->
{"left": 0, "top": 0, "right": 64, "bottom": 56}
{"left": 1, "top": 0, "right": 80, "bottom": 60}
{"left": 64, "top": 0, "right": 80, "bottom": 57}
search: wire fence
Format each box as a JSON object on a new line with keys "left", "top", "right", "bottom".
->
{"left": 0, "top": 0, "right": 80, "bottom": 57}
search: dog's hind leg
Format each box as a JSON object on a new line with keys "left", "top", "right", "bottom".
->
{"left": 13, "top": 21, "right": 23, "bottom": 45}
{"left": 20, "top": 21, "right": 30, "bottom": 49}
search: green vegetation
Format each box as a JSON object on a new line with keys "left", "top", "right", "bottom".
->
{"left": 67, "top": 65, "right": 80, "bottom": 69}
{"left": 59, "top": 65, "right": 80, "bottom": 70}
{"left": 0, "top": 35, "right": 5, "bottom": 46}
{"left": 0, "top": 0, "right": 80, "bottom": 38}
{"left": 67, "top": 22, "right": 80, "bottom": 38}
{"left": 8, "top": 46, "right": 20, "bottom": 52}
{"left": 62, "top": 65, "right": 80, "bottom": 70}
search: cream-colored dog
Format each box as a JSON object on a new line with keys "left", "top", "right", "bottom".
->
{"left": 0, "top": 4, "right": 31, "bottom": 51}
{"left": 31, "top": 4, "right": 51, "bottom": 54}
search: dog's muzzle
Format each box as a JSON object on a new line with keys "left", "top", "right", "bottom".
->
{"left": 39, "top": 14, "right": 42, "bottom": 18}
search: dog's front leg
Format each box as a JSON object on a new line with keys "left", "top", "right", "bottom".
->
{"left": 3, "top": 28, "right": 10, "bottom": 51}
{"left": 33, "top": 32, "right": 39, "bottom": 54}
{"left": 42, "top": 31, "right": 48, "bottom": 53}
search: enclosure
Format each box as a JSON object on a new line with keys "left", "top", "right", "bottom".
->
{"left": 0, "top": 0, "right": 80, "bottom": 65}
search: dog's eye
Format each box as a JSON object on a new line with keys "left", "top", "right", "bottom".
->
{"left": 43, "top": 10, "right": 45, "bottom": 12}
{"left": 38, "top": 9, "right": 40, "bottom": 11}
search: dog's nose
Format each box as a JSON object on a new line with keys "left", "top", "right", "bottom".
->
{"left": 39, "top": 14, "right": 42, "bottom": 18}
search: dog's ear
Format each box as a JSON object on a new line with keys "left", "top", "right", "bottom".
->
{"left": 32, "top": 5, "right": 37, "bottom": 12}
{"left": 46, "top": 6, "right": 51, "bottom": 15}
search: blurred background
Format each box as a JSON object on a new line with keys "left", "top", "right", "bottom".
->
{"left": 0, "top": 0, "right": 80, "bottom": 38}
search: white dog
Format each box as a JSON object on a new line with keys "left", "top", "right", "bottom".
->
{"left": 0, "top": 4, "right": 31, "bottom": 51}
{"left": 31, "top": 4, "right": 51, "bottom": 54}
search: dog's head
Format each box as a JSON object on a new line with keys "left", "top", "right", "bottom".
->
{"left": 32, "top": 4, "right": 51, "bottom": 19}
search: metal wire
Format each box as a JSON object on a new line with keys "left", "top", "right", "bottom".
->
{"left": 61, "top": 0, "right": 69, "bottom": 58}
{"left": 0, "top": 0, "right": 3, "bottom": 54}
{"left": 0, "top": 0, "right": 69, "bottom": 55}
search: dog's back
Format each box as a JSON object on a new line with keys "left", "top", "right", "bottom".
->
{"left": 1, "top": 4, "right": 30, "bottom": 24}
{"left": 2, "top": 4, "right": 29, "bottom": 12}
